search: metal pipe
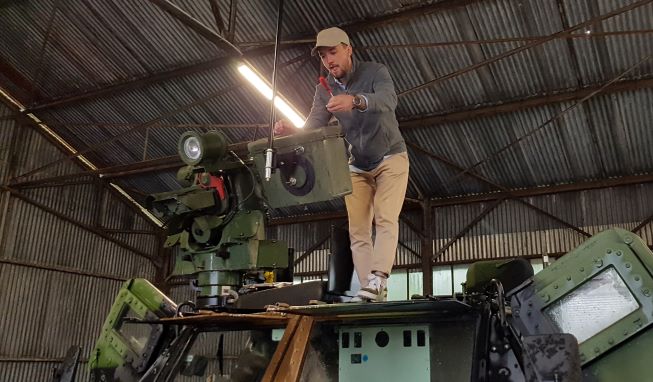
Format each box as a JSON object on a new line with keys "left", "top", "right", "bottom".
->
{"left": 265, "top": 0, "right": 285, "bottom": 181}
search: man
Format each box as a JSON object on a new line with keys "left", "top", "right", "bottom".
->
{"left": 274, "top": 27, "right": 409, "bottom": 302}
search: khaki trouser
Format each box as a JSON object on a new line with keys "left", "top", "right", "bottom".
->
{"left": 344, "top": 152, "right": 409, "bottom": 284}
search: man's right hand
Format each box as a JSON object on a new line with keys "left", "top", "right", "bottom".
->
{"left": 273, "top": 119, "right": 293, "bottom": 136}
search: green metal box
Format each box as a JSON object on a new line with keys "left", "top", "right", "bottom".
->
{"left": 248, "top": 126, "right": 352, "bottom": 208}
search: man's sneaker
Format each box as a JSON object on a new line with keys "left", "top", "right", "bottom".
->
{"left": 356, "top": 273, "right": 388, "bottom": 302}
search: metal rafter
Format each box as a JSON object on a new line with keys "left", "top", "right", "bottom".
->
{"left": 11, "top": 84, "right": 242, "bottom": 183}
{"left": 293, "top": 221, "right": 347, "bottom": 266}
{"left": 21, "top": 74, "right": 653, "bottom": 189}
{"left": 208, "top": 0, "right": 227, "bottom": 33}
{"left": 226, "top": 0, "right": 238, "bottom": 42}
{"left": 433, "top": 198, "right": 506, "bottom": 262}
{"left": 0, "top": 258, "right": 127, "bottom": 281}
{"left": 150, "top": 0, "right": 242, "bottom": 55}
{"left": 399, "top": 77, "right": 653, "bottom": 129}
{"left": 408, "top": 141, "right": 591, "bottom": 237}
{"left": 25, "top": 0, "right": 480, "bottom": 112}
{"left": 2, "top": 186, "right": 160, "bottom": 265}
{"left": 397, "top": 0, "right": 653, "bottom": 98}
{"left": 446, "top": 53, "right": 653, "bottom": 185}
{"left": 398, "top": 240, "right": 422, "bottom": 260}
{"left": 0, "top": 56, "right": 37, "bottom": 100}
{"left": 632, "top": 213, "right": 653, "bottom": 234}
{"left": 430, "top": 174, "right": 653, "bottom": 207}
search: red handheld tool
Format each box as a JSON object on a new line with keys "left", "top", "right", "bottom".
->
{"left": 319, "top": 76, "right": 333, "bottom": 97}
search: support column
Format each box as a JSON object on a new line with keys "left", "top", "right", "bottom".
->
{"left": 421, "top": 199, "right": 433, "bottom": 296}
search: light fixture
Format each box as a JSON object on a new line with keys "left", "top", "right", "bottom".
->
{"left": 237, "top": 64, "right": 306, "bottom": 128}
{"left": 177, "top": 131, "right": 228, "bottom": 166}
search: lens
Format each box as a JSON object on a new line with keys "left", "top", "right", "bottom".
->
{"left": 183, "top": 136, "right": 202, "bottom": 161}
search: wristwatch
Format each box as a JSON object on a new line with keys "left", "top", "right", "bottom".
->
{"left": 352, "top": 94, "right": 365, "bottom": 110}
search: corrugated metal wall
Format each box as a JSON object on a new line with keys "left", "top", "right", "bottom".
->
{"left": 432, "top": 184, "right": 653, "bottom": 263}
{"left": 0, "top": 103, "right": 162, "bottom": 382}
{"left": 280, "top": 184, "right": 653, "bottom": 275}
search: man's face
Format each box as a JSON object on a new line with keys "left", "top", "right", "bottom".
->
{"left": 318, "top": 44, "right": 352, "bottom": 79}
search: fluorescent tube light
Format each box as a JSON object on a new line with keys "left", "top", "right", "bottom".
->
{"left": 237, "top": 64, "right": 306, "bottom": 128}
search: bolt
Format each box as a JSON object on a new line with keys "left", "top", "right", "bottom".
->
{"left": 543, "top": 294, "right": 550, "bottom": 302}
{"left": 491, "top": 346, "right": 497, "bottom": 352}
{"left": 498, "top": 367, "right": 510, "bottom": 376}
{"left": 594, "top": 259, "right": 603, "bottom": 267}
{"left": 504, "top": 344, "right": 510, "bottom": 350}
{"left": 624, "top": 236, "right": 633, "bottom": 244}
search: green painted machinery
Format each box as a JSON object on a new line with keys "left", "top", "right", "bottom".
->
{"left": 147, "top": 128, "right": 351, "bottom": 309}
{"left": 89, "top": 228, "right": 653, "bottom": 381}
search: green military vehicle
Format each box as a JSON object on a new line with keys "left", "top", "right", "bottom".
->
{"left": 79, "top": 130, "right": 653, "bottom": 381}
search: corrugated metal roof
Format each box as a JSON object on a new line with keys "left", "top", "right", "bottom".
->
{"left": 0, "top": 0, "right": 651, "bottom": 213}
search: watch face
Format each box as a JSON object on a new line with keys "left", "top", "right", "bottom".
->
{"left": 353, "top": 95, "right": 362, "bottom": 106}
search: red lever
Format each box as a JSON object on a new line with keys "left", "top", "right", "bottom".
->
{"left": 319, "top": 76, "right": 333, "bottom": 97}
{"left": 197, "top": 173, "right": 226, "bottom": 200}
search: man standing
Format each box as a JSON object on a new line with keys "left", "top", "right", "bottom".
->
{"left": 274, "top": 27, "right": 409, "bottom": 302}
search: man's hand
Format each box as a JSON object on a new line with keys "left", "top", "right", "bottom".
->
{"left": 274, "top": 119, "right": 295, "bottom": 136}
{"left": 326, "top": 94, "right": 355, "bottom": 113}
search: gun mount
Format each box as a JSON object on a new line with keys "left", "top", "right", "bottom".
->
{"left": 146, "top": 127, "right": 352, "bottom": 310}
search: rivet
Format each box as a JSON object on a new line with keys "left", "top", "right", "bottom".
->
{"left": 616, "top": 250, "right": 623, "bottom": 256}
{"left": 594, "top": 347, "right": 600, "bottom": 353}
{"left": 554, "top": 284, "right": 559, "bottom": 289}
{"left": 491, "top": 346, "right": 497, "bottom": 352}
{"left": 606, "top": 249, "right": 612, "bottom": 254}
{"left": 624, "top": 236, "right": 633, "bottom": 244}
{"left": 634, "top": 276, "right": 640, "bottom": 282}
{"left": 580, "top": 267, "right": 585, "bottom": 272}
{"left": 625, "top": 263, "right": 631, "bottom": 269}
{"left": 567, "top": 276, "right": 572, "bottom": 281}
{"left": 608, "top": 338, "right": 614, "bottom": 345}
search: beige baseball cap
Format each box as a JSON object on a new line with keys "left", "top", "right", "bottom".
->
{"left": 311, "top": 27, "right": 350, "bottom": 56}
